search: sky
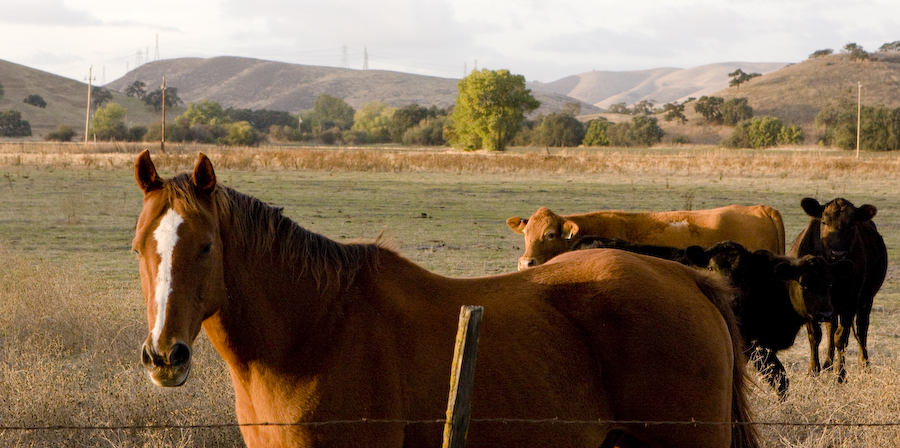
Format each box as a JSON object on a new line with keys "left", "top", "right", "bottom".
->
{"left": 2, "top": 0, "right": 900, "bottom": 85}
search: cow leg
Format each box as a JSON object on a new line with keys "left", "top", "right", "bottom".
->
{"left": 751, "top": 346, "right": 789, "bottom": 400}
{"left": 823, "top": 319, "right": 837, "bottom": 371}
{"left": 855, "top": 304, "right": 872, "bottom": 369}
{"left": 807, "top": 321, "right": 822, "bottom": 375}
{"left": 833, "top": 313, "right": 854, "bottom": 383}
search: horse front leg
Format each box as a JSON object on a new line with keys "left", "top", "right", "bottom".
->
{"left": 807, "top": 321, "right": 822, "bottom": 375}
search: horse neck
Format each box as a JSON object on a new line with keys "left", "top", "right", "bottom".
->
{"left": 206, "top": 201, "right": 380, "bottom": 372}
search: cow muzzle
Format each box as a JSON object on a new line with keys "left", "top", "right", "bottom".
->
{"left": 518, "top": 257, "right": 538, "bottom": 270}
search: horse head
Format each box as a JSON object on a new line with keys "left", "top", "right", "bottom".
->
{"left": 132, "top": 150, "right": 227, "bottom": 387}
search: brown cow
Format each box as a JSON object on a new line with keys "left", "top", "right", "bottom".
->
{"left": 507, "top": 205, "right": 785, "bottom": 270}
{"left": 791, "top": 197, "right": 888, "bottom": 383}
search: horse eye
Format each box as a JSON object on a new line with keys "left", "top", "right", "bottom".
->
{"left": 200, "top": 243, "right": 212, "bottom": 256}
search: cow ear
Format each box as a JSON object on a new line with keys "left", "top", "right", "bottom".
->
{"left": 135, "top": 149, "right": 162, "bottom": 194}
{"left": 684, "top": 245, "right": 709, "bottom": 267}
{"left": 856, "top": 204, "right": 877, "bottom": 222}
{"left": 506, "top": 217, "right": 527, "bottom": 234}
{"left": 829, "top": 259, "right": 855, "bottom": 279}
{"left": 774, "top": 261, "right": 801, "bottom": 281}
{"left": 192, "top": 153, "right": 217, "bottom": 196}
{"left": 800, "top": 198, "right": 824, "bottom": 218}
{"left": 562, "top": 220, "right": 579, "bottom": 240}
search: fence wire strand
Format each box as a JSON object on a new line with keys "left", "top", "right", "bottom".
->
{"left": 5, "top": 418, "right": 900, "bottom": 432}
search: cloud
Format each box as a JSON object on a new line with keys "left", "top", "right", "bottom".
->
{"left": 0, "top": 0, "right": 101, "bottom": 26}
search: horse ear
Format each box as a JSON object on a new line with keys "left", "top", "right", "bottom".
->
{"left": 506, "top": 217, "right": 527, "bottom": 234}
{"left": 800, "top": 197, "right": 824, "bottom": 218}
{"left": 135, "top": 149, "right": 162, "bottom": 194}
{"left": 192, "top": 153, "right": 217, "bottom": 195}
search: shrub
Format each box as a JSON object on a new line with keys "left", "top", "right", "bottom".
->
{"left": 625, "top": 115, "right": 664, "bottom": 146}
{"left": 747, "top": 116, "right": 784, "bottom": 148}
{"left": 532, "top": 113, "right": 585, "bottom": 147}
{"left": 0, "top": 110, "right": 32, "bottom": 137}
{"left": 23, "top": 94, "right": 47, "bottom": 108}
{"left": 809, "top": 49, "right": 834, "bottom": 58}
{"left": 583, "top": 119, "right": 611, "bottom": 146}
{"left": 778, "top": 125, "right": 805, "bottom": 145}
{"left": 221, "top": 121, "right": 260, "bottom": 146}
{"left": 402, "top": 116, "right": 447, "bottom": 146}
{"left": 44, "top": 125, "right": 76, "bottom": 142}
{"left": 694, "top": 96, "right": 724, "bottom": 124}
{"left": 722, "top": 98, "right": 753, "bottom": 126}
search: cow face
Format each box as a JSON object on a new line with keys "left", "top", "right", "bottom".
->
{"left": 775, "top": 255, "right": 851, "bottom": 322}
{"left": 507, "top": 207, "right": 579, "bottom": 270}
{"left": 800, "top": 197, "right": 877, "bottom": 261}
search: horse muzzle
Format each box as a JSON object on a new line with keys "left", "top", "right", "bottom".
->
{"left": 141, "top": 339, "right": 192, "bottom": 387}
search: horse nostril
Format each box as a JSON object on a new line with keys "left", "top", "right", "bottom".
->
{"left": 168, "top": 342, "right": 191, "bottom": 367}
{"left": 141, "top": 342, "right": 158, "bottom": 367}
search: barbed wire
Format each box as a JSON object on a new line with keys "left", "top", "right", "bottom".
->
{"left": 5, "top": 417, "right": 900, "bottom": 432}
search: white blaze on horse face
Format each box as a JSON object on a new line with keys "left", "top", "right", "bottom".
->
{"left": 151, "top": 208, "right": 184, "bottom": 350}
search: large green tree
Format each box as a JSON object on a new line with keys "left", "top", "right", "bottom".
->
{"left": 90, "top": 103, "right": 128, "bottom": 140}
{"left": 450, "top": 69, "right": 540, "bottom": 151}
{"left": 304, "top": 94, "right": 355, "bottom": 132}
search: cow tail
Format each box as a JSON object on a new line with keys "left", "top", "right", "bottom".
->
{"left": 765, "top": 206, "right": 787, "bottom": 255}
{"left": 695, "top": 271, "right": 761, "bottom": 448}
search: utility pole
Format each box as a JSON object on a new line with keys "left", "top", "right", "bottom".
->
{"left": 161, "top": 77, "right": 166, "bottom": 153}
{"left": 856, "top": 81, "right": 862, "bottom": 159}
{"left": 84, "top": 66, "right": 94, "bottom": 145}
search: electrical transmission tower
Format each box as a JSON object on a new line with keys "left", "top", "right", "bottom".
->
{"left": 154, "top": 34, "right": 160, "bottom": 60}
{"left": 340, "top": 44, "right": 349, "bottom": 68}
{"left": 363, "top": 47, "right": 368, "bottom": 70}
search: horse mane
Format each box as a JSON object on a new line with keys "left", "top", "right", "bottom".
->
{"left": 163, "top": 174, "right": 383, "bottom": 291}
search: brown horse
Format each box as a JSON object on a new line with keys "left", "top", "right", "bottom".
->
{"left": 132, "top": 150, "right": 758, "bottom": 448}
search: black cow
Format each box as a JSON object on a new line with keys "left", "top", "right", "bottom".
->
{"left": 569, "top": 236, "right": 691, "bottom": 263}
{"left": 572, "top": 238, "right": 850, "bottom": 399}
{"left": 791, "top": 197, "right": 888, "bottom": 382}
{"left": 688, "top": 242, "right": 851, "bottom": 399}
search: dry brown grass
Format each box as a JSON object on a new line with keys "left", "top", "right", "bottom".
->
{"left": 2, "top": 142, "right": 898, "bottom": 181}
{"left": 0, "top": 248, "right": 241, "bottom": 447}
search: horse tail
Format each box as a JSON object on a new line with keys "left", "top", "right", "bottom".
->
{"left": 695, "top": 271, "right": 760, "bottom": 448}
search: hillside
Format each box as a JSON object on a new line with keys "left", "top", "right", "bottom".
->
{"left": 530, "top": 62, "right": 788, "bottom": 109}
{"left": 0, "top": 59, "right": 180, "bottom": 138}
{"left": 104, "top": 56, "right": 602, "bottom": 117}
{"left": 710, "top": 52, "right": 900, "bottom": 125}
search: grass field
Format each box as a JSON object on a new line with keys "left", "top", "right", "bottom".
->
{"left": 2, "top": 143, "right": 900, "bottom": 447}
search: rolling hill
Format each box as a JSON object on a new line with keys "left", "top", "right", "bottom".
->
{"left": 528, "top": 62, "right": 788, "bottom": 109}
{"left": 103, "top": 56, "right": 602, "bottom": 117}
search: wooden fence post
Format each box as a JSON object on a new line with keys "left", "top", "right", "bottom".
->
{"left": 442, "top": 305, "right": 484, "bottom": 448}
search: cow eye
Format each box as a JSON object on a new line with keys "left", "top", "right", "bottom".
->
{"left": 199, "top": 243, "right": 212, "bottom": 256}
{"left": 545, "top": 232, "right": 556, "bottom": 240}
